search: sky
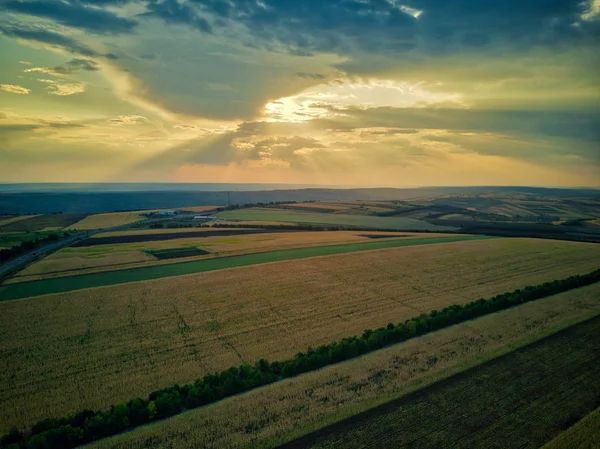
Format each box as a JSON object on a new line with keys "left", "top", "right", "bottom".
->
{"left": 0, "top": 0, "right": 599, "bottom": 187}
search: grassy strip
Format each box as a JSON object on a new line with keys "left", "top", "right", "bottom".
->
{"left": 542, "top": 407, "right": 600, "bottom": 449}
{"left": 1, "top": 269, "right": 599, "bottom": 449}
{"left": 0, "top": 235, "right": 491, "bottom": 301}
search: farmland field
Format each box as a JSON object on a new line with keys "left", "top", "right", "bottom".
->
{"left": 0, "top": 213, "right": 88, "bottom": 232}
{"left": 75, "top": 228, "right": 296, "bottom": 245}
{"left": 0, "top": 214, "right": 37, "bottom": 227}
{"left": 11, "top": 231, "right": 448, "bottom": 282}
{"left": 543, "top": 407, "right": 600, "bottom": 449}
{"left": 277, "top": 202, "right": 397, "bottom": 214}
{"left": 216, "top": 208, "right": 456, "bottom": 231}
{"left": 1, "top": 235, "right": 489, "bottom": 297}
{"left": 212, "top": 220, "right": 298, "bottom": 227}
{"left": 281, "top": 315, "right": 600, "bottom": 449}
{"left": 178, "top": 205, "right": 223, "bottom": 213}
{"left": 68, "top": 211, "right": 149, "bottom": 230}
{"left": 149, "top": 247, "right": 211, "bottom": 259}
{"left": 92, "top": 227, "right": 256, "bottom": 238}
{"left": 1, "top": 237, "right": 599, "bottom": 431}
{"left": 86, "top": 283, "right": 600, "bottom": 449}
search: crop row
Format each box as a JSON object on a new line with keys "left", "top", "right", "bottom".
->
{"left": 2, "top": 268, "right": 599, "bottom": 449}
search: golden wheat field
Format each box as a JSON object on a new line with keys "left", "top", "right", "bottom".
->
{"left": 68, "top": 212, "right": 150, "bottom": 230}
{"left": 86, "top": 284, "right": 600, "bottom": 449}
{"left": 542, "top": 407, "right": 600, "bottom": 449}
{"left": 12, "top": 231, "right": 431, "bottom": 282}
{"left": 1, "top": 238, "right": 599, "bottom": 431}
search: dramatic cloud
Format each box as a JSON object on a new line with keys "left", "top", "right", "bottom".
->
{"left": 0, "top": 24, "right": 103, "bottom": 56}
{"left": 142, "top": 0, "right": 212, "bottom": 33}
{"left": 0, "top": 0, "right": 597, "bottom": 185}
{"left": 2, "top": 0, "right": 137, "bottom": 34}
{"left": 0, "top": 83, "right": 30, "bottom": 94}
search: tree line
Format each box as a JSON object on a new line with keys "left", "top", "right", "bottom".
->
{"left": 0, "top": 233, "right": 70, "bottom": 264}
{"left": 2, "top": 268, "right": 599, "bottom": 449}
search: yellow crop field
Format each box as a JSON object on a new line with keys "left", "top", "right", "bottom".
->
{"left": 1, "top": 238, "right": 598, "bottom": 431}
{"left": 87, "top": 283, "right": 600, "bottom": 449}
{"left": 69, "top": 212, "right": 149, "bottom": 230}
{"left": 12, "top": 231, "right": 431, "bottom": 281}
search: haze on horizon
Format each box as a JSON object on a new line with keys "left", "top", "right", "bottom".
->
{"left": 0, "top": 0, "right": 599, "bottom": 187}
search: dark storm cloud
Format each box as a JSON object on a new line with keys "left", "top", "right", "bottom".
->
{"left": 2, "top": 0, "right": 137, "bottom": 35}
{"left": 0, "top": 24, "right": 103, "bottom": 56}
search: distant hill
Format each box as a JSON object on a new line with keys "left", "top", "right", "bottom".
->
{"left": 0, "top": 184, "right": 597, "bottom": 214}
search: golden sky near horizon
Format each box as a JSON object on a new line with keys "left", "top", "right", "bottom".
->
{"left": 0, "top": 0, "right": 599, "bottom": 186}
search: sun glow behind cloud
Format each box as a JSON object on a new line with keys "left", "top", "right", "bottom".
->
{"left": 263, "top": 79, "right": 462, "bottom": 122}
{"left": 0, "top": 0, "right": 598, "bottom": 186}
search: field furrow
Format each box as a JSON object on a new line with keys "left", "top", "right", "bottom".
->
{"left": 281, "top": 315, "right": 600, "bottom": 449}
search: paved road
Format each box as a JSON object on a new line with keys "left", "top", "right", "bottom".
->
{"left": 0, "top": 214, "right": 209, "bottom": 280}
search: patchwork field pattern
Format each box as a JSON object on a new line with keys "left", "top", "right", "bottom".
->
{"left": 10, "top": 231, "right": 446, "bottom": 282}
{"left": 0, "top": 213, "right": 88, "bottom": 232}
{"left": 1, "top": 238, "right": 599, "bottom": 431}
{"left": 3, "top": 235, "right": 481, "bottom": 292}
{"left": 216, "top": 208, "right": 456, "bottom": 231}
{"left": 86, "top": 284, "right": 600, "bottom": 449}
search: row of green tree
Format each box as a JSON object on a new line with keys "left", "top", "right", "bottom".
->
{"left": 2, "top": 268, "right": 599, "bottom": 449}
{"left": 0, "top": 232, "right": 70, "bottom": 264}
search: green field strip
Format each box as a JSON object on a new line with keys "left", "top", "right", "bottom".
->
{"left": 0, "top": 235, "right": 495, "bottom": 301}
